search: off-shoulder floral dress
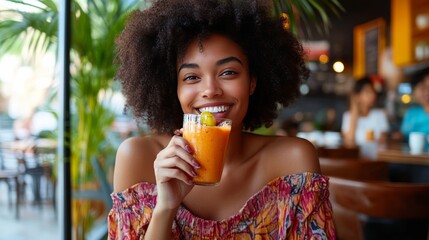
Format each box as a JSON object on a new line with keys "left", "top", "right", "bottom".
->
{"left": 108, "top": 172, "right": 336, "bottom": 239}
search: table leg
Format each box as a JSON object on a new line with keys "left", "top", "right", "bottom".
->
{"left": 14, "top": 176, "right": 20, "bottom": 220}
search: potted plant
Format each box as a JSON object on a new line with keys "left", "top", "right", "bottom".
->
{"left": 1, "top": 0, "right": 141, "bottom": 238}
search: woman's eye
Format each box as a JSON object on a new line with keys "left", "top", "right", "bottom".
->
{"left": 221, "top": 70, "right": 237, "bottom": 76}
{"left": 184, "top": 75, "right": 199, "bottom": 81}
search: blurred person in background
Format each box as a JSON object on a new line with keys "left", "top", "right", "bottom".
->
{"left": 341, "top": 76, "right": 390, "bottom": 147}
{"left": 400, "top": 67, "right": 429, "bottom": 139}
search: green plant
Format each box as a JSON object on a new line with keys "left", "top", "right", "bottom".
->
{"left": 0, "top": 0, "right": 140, "bottom": 238}
{"left": 273, "top": 0, "right": 344, "bottom": 37}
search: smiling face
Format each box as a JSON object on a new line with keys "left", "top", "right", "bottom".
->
{"left": 177, "top": 34, "right": 256, "bottom": 127}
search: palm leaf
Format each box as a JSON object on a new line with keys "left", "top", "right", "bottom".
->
{"left": 0, "top": 2, "right": 58, "bottom": 56}
{"left": 2, "top": 0, "right": 52, "bottom": 11}
{"left": 71, "top": 3, "right": 92, "bottom": 59}
{"left": 273, "top": 0, "right": 344, "bottom": 38}
{"left": 0, "top": 19, "right": 28, "bottom": 53}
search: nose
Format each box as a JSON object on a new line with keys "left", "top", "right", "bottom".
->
{"left": 201, "top": 77, "right": 223, "bottom": 98}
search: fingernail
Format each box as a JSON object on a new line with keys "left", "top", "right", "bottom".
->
{"left": 191, "top": 170, "right": 198, "bottom": 177}
{"left": 187, "top": 179, "right": 194, "bottom": 185}
{"left": 192, "top": 159, "right": 200, "bottom": 168}
{"left": 185, "top": 145, "right": 193, "bottom": 153}
{"left": 174, "top": 129, "right": 182, "bottom": 136}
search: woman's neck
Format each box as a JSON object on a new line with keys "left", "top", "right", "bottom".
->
{"left": 224, "top": 127, "right": 246, "bottom": 165}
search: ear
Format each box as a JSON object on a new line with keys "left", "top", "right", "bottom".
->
{"left": 249, "top": 77, "right": 257, "bottom": 95}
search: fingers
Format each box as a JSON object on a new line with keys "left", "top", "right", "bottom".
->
{"left": 168, "top": 134, "right": 186, "bottom": 148}
{"left": 166, "top": 135, "right": 199, "bottom": 168}
{"left": 173, "top": 128, "right": 183, "bottom": 136}
{"left": 154, "top": 135, "right": 200, "bottom": 185}
{"left": 154, "top": 158, "right": 197, "bottom": 185}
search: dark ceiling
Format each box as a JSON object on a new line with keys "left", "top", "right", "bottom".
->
{"left": 306, "top": 0, "right": 391, "bottom": 67}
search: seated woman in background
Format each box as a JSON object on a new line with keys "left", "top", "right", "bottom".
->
{"left": 401, "top": 67, "right": 429, "bottom": 139}
{"left": 341, "top": 76, "right": 389, "bottom": 147}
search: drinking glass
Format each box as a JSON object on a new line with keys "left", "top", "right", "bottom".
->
{"left": 182, "top": 114, "right": 232, "bottom": 186}
{"left": 409, "top": 132, "right": 426, "bottom": 155}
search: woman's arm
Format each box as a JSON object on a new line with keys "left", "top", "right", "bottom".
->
{"left": 144, "top": 135, "right": 198, "bottom": 239}
{"left": 113, "top": 137, "right": 157, "bottom": 193}
{"left": 145, "top": 206, "right": 178, "bottom": 239}
{"left": 342, "top": 96, "right": 359, "bottom": 147}
{"left": 111, "top": 136, "right": 197, "bottom": 239}
{"left": 377, "top": 109, "right": 390, "bottom": 144}
{"left": 265, "top": 136, "right": 320, "bottom": 177}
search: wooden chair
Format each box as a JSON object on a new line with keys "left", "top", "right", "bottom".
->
{"left": 0, "top": 170, "right": 20, "bottom": 219}
{"left": 329, "top": 177, "right": 429, "bottom": 240}
{"left": 0, "top": 144, "right": 22, "bottom": 219}
{"left": 1, "top": 141, "right": 47, "bottom": 207}
{"left": 319, "top": 157, "right": 390, "bottom": 239}
{"left": 319, "top": 157, "right": 390, "bottom": 181}
{"left": 317, "top": 146, "right": 360, "bottom": 159}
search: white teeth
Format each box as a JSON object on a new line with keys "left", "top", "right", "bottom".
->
{"left": 199, "top": 105, "right": 229, "bottom": 113}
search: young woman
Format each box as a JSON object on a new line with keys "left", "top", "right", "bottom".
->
{"left": 108, "top": 0, "right": 335, "bottom": 239}
{"left": 401, "top": 67, "right": 429, "bottom": 138}
{"left": 342, "top": 77, "right": 390, "bottom": 147}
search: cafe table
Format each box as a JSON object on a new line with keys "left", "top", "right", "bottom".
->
{"left": 317, "top": 142, "right": 429, "bottom": 183}
{"left": 377, "top": 142, "right": 429, "bottom": 166}
{"left": 376, "top": 142, "right": 429, "bottom": 183}
{"left": 1, "top": 138, "right": 57, "bottom": 205}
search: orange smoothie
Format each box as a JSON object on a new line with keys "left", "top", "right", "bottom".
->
{"left": 183, "top": 123, "right": 231, "bottom": 185}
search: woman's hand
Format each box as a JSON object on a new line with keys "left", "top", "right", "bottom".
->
{"left": 153, "top": 133, "right": 199, "bottom": 211}
{"left": 350, "top": 95, "right": 359, "bottom": 117}
{"left": 343, "top": 95, "right": 359, "bottom": 147}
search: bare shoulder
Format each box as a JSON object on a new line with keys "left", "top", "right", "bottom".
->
{"left": 113, "top": 135, "right": 170, "bottom": 193}
{"left": 253, "top": 134, "right": 320, "bottom": 178}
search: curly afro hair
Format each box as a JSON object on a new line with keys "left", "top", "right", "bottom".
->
{"left": 116, "top": 0, "right": 308, "bottom": 134}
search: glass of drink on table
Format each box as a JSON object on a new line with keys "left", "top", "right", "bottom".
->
{"left": 182, "top": 112, "right": 232, "bottom": 186}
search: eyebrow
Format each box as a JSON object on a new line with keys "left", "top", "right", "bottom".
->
{"left": 178, "top": 56, "right": 243, "bottom": 72}
{"left": 216, "top": 56, "right": 242, "bottom": 66}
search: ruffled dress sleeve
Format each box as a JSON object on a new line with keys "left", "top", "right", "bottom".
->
{"left": 279, "top": 173, "right": 336, "bottom": 239}
{"left": 107, "top": 182, "right": 157, "bottom": 240}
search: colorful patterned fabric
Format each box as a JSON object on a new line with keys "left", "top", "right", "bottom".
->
{"left": 108, "top": 172, "right": 336, "bottom": 239}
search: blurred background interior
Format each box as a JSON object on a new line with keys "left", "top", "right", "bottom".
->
{"left": 0, "top": 0, "right": 429, "bottom": 240}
